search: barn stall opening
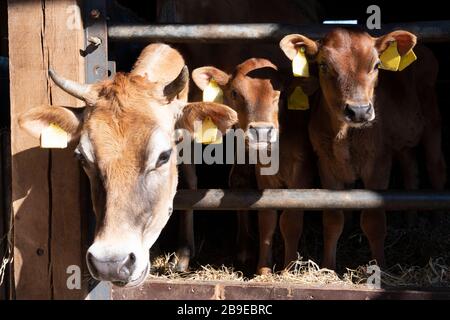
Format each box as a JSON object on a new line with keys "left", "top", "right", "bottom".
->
{"left": 2, "top": 0, "right": 450, "bottom": 300}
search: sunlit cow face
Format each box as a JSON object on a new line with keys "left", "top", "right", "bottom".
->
{"left": 280, "top": 29, "right": 417, "bottom": 127}
{"left": 19, "top": 65, "right": 237, "bottom": 287}
{"left": 193, "top": 58, "right": 283, "bottom": 150}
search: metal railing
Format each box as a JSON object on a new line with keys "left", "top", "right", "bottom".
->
{"left": 108, "top": 20, "right": 450, "bottom": 43}
{"left": 174, "top": 189, "right": 450, "bottom": 210}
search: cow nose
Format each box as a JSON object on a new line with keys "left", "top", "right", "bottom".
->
{"left": 344, "top": 104, "right": 373, "bottom": 123}
{"left": 248, "top": 124, "right": 275, "bottom": 142}
{"left": 87, "top": 251, "right": 137, "bottom": 282}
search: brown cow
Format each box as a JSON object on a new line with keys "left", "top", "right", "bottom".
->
{"left": 18, "top": 44, "right": 237, "bottom": 287}
{"left": 193, "top": 58, "right": 315, "bottom": 275}
{"left": 280, "top": 29, "right": 446, "bottom": 269}
{"left": 158, "top": 0, "right": 321, "bottom": 271}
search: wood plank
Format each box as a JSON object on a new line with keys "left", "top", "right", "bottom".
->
{"left": 8, "top": 0, "right": 52, "bottom": 299}
{"left": 8, "top": 0, "right": 87, "bottom": 299}
{"left": 44, "top": 0, "right": 86, "bottom": 300}
{"left": 112, "top": 279, "right": 450, "bottom": 300}
{"left": 0, "top": 1, "right": 10, "bottom": 295}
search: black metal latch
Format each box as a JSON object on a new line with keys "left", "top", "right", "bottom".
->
{"left": 82, "top": 0, "right": 115, "bottom": 83}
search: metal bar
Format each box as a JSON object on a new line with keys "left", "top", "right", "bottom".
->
{"left": 173, "top": 189, "right": 450, "bottom": 211}
{"left": 112, "top": 279, "right": 450, "bottom": 300}
{"left": 108, "top": 20, "right": 450, "bottom": 43}
{"left": 84, "top": 0, "right": 109, "bottom": 83}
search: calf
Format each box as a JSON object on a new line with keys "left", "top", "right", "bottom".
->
{"left": 19, "top": 44, "right": 237, "bottom": 287}
{"left": 193, "top": 58, "right": 315, "bottom": 275}
{"left": 156, "top": 0, "right": 321, "bottom": 272}
{"left": 280, "top": 29, "right": 446, "bottom": 269}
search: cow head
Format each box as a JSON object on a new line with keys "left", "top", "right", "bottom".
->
{"left": 192, "top": 58, "right": 283, "bottom": 150}
{"left": 280, "top": 29, "right": 417, "bottom": 127}
{"left": 19, "top": 46, "right": 237, "bottom": 287}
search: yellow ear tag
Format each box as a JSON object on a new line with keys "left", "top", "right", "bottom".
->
{"left": 398, "top": 49, "right": 417, "bottom": 71}
{"left": 292, "top": 47, "right": 309, "bottom": 78}
{"left": 203, "top": 79, "right": 224, "bottom": 103}
{"left": 379, "top": 41, "right": 401, "bottom": 71}
{"left": 194, "top": 117, "right": 222, "bottom": 145}
{"left": 288, "top": 86, "right": 309, "bottom": 110}
{"left": 40, "top": 123, "right": 68, "bottom": 149}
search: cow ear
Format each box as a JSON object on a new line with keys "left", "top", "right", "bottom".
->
{"left": 280, "top": 34, "right": 319, "bottom": 61}
{"left": 192, "top": 66, "right": 230, "bottom": 91}
{"left": 375, "top": 30, "right": 417, "bottom": 55}
{"left": 176, "top": 102, "right": 237, "bottom": 134}
{"left": 18, "top": 105, "right": 85, "bottom": 142}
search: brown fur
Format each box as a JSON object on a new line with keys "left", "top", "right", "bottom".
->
{"left": 193, "top": 58, "right": 315, "bottom": 274}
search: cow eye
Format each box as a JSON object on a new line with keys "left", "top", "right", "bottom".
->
{"left": 231, "top": 89, "right": 239, "bottom": 100}
{"left": 318, "top": 63, "right": 329, "bottom": 73}
{"left": 156, "top": 149, "right": 172, "bottom": 168}
{"left": 373, "top": 61, "right": 381, "bottom": 71}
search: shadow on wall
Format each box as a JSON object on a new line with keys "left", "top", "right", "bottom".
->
{"left": 10, "top": 145, "right": 90, "bottom": 299}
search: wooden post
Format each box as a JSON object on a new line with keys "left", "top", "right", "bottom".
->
{"left": 8, "top": 0, "right": 87, "bottom": 299}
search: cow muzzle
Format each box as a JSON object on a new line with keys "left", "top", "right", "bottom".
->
{"left": 86, "top": 245, "right": 149, "bottom": 287}
{"left": 246, "top": 123, "right": 277, "bottom": 150}
{"left": 343, "top": 103, "right": 375, "bottom": 125}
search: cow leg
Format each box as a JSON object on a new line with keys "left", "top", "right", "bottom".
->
{"left": 175, "top": 163, "right": 197, "bottom": 272}
{"left": 176, "top": 210, "right": 194, "bottom": 272}
{"left": 361, "top": 156, "right": 391, "bottom": 268}
{"left": 359, "top": 209, "right": 387, "bottom": 267}
{"left": 280, "top": 210, "right": 304, "bottom": 269}
{"left": 422, "top": 110, "right": 446, "bottom": 225}
{"left": 229, "top": 163, "right": 258, "bottom": 268}
{"left": 236, "top": 210, "right": 252, "bottom": 265}
{"left": 257, "top": 209, "right": 278, "bottom": 275}
{"left": 322, "top": 210, "right": 345, "bottom": 270}
{"left": 396, "top": 149, "right": 419, "bottom": 227}
{"left": 319, "top": 164, "right": 345, "bottom": 270}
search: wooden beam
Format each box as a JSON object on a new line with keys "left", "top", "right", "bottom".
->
{"left": 44, "top": 0, "right": 86, "bottom": 300}
{"left": 112, "top": 279, "right": 450, "bottom": 300}
{"left": 8, "top": 0, "right": 52, "bottom": 299}
{"left": 8, "top": 0, "right": 87, "bottom": 299}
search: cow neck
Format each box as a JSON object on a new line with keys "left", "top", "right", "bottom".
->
{"left": 318, "top": 94, "right": 350, "bottom": 142}
{"left": 315, "top": 94, "right": 357, "bottom": 169}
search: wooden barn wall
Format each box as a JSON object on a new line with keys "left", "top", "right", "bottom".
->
{"left": 1, "top": 0, "right": 10, "bottom": 301}
{"left": 8, "top": 0, "right": 87, "bottom": 299}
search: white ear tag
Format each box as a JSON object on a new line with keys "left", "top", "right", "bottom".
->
{"left": 194, "top": 117, "right": 222, "bottom": 145}
{"left": 203, "top": 79, "right": 224, "bottom": 103}
{"left": 292, "top": 47, "right": 309, "bottom": 78}
{"left": 40, "top": 123, "right": 68, "bottom": 149}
